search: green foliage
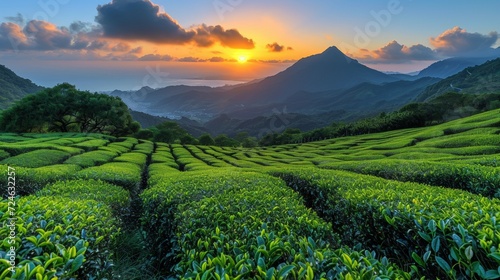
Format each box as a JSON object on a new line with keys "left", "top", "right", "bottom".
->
{"left": 113, "top": 152, "right": 148, "bottom": 167}
{"left": 0, "top": 149, "right": 70, "bottom": 168}
{"left": 323, "top": 159, "right": 500, "bottom": 198}
{"left": 0, "top": 196, "right": 120, "bottom": 279}
{"left": 134, "top": 140, "right": 154, "bottom": 154}
{"left": 73, "top": 138, "right": 111, "bottom": 151}
{"left": 272, "top": 168, "right": 500, "bottom": 279}
{"left": 214, "top": 134, "right": 239, "bottom": 147}
{"left": 141, "top": 170, "right": 407, "bottom": 279}
{"left": 198, "top": 133, "right": 215, "bottom": 146}
{"left": 76, "top": 162, "right": 142, "bottom": 190}
{"left": 0, "top": 83, "right": 140, "bottom": 136}
{"left": 37, "top": 179, "right": 130, "bottom": 214}
{"left": 64, "top": 150, "right": 118, "bottom": 168}
{"left": 0, "top": 64, "right": 44, "bottom": 110}
{"left": 151, "top": 121, "right": 190, "bottom": 144}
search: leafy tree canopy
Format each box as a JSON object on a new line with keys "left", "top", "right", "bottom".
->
{"left": 0, "top": 83, "right": 140, "bottom": 136}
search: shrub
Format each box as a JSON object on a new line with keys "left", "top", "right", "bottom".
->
{"left": 37, "top": 179, "right": 130, "bottom": 214}
{"left": 322, "top": 159, "right": 500, "bottom": 198}
{"left": 113, "top": 152, "right": 148, "bottom": 168}
{"left": 64, "top": 150, "right": 118, "bottom": 168}
{"left": 272, "top": 168, "right": 500, "bottom": 279}
{"left": 0, "top": 196, "right": 120, "bottom": 279}
{"left": 0, "top": 149, "right": 70, "bottom": 168}
{"left": 0, "top": 164, "right": 83, "bottom": 196}
{"left": 141, "top": 170, "right": 407, "bottom": 279}
{"left": 76, "top": 162, "right": 141, "bottom": 190}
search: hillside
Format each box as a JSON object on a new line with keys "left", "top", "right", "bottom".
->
{"left": 416, "top": 58, "right": 500, "bottom": 102}
{"left": 0, "top": 64, "right": 44, "bottom": 110}
{"left": 110, "top": 46, "right": 423, "bottom": 121}
{"left": 416, "top": 54, "right": 500, "bottom": 79}
{"left": 1, "top": 108, "right": 499, "bottom": 278}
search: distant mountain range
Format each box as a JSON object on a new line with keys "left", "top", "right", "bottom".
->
{"left": 0, "top": 65, "right": 44, "bottom": 110}
{"left": 1, "top": 46, "right": 499, "bottom": 137}
{"left": 416, "top": 58, "right": 500, "bottom": 102}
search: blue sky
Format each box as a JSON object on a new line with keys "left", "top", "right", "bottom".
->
{"left": 0, "top": 0, "right": 499, "bottom": 91}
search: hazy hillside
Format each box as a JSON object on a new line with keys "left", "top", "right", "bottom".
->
{"left": 416, "top": 58, "right": 500, "bottom": 102}
{"left": 417, "top": 53, "right": 500, "bottom": 79}
{"left": 0, "top": 65, "right": 44, "bottom": 110}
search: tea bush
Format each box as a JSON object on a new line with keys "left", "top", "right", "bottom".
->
{"left": 272, "top": 168, "right": 500, "bottom": 279}
{"left": 0, "top": 196, "right": 120, "bottom": 279}
{"left": 76, "top": 162, "right": 142, "bottom": 190}
{"left": 322, "top": 159, "right": 500, "bottom": 197}
{"left": 0, "top": 149, "right": 70, "bottom": 168}
{"left": 141, "top": 170, "right": 408, "bottom": 279}
{"left": 64, "top": 150, "right": 118, "bottom": 168}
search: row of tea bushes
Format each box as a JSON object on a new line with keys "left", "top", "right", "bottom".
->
{"left": 75, "top": 162, "right": 142, "bottom": 190}
{"left": 0, "top": 179, "right": 128, "bottom": 279}
{"left": 271, "top": 168, "right": 500, "bottom": 279}
{"left": 0, "top": 164, "right": 82, "bottom": 196}
{"left": 0, "top": 149, "right": 71, "bottom": 168}
{"left": 141, "top": 170, "right": 408, "bottom": 279}
{"left": 322, "top": 159, "right": 500, "bottom": 198}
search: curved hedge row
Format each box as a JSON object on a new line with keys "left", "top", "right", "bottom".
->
{"left": 271, "top": 168, "right": 500, "bottom": 279}
{"left": 0, "top": 179, "right": 127, "bottom": 279}
{"left": 321, "top": 159, "right": 500, "bottom": 198}
{"left": 141, "top": 170, "right": 407, "bottom": 279}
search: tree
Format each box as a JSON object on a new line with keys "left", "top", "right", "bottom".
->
{"left": 152, "top": 121, "right": 189, "bottom": 143}
{"left": 0, "top": 83, "right": 140, "bottom": 136}
{"left": 214, "top": 134, "right": 239, "bottom": 147}
{"left": 198, "top": 134, "right": 215, "bottom": 146}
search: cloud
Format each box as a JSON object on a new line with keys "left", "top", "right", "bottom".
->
{"left": 266, "top": 42, "right": 284, "bottom": 52}
{"left": 0, "top": 20, "right": 133, "bottom": 52}
{"left": 430, "top": 26, "right": 498, "bottom": 56}
{"left": 266, "top": 42, "right": 293, "bottom": 52}
{"left": 354, "top": 40, "right": 438, "bottom": 63}
{"left": 138, "top": 54, "right": 173, "bottom": 61}
{"left": 5, "top": 13, "right": 24, "bottom": 25}
{"left": 209, "top": 56, "right": 225, "bottom": 62}
{"left": 96, "top": 0, "right": 254, "bottom": 49}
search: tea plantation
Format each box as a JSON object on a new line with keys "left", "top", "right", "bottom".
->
{"left": 1, "top": 109, "right": 499, "bottom": 279}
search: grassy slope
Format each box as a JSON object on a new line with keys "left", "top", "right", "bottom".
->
{"left": 1, "top": 109, "right": 499, "bottom": 279}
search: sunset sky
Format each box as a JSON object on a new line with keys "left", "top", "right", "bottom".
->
{"left": 1, "top": 0, "right": 499, "bottom": 91}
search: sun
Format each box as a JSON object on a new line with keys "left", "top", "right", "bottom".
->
{"left": 238, "top": 55, "right": 248, "bottom": 63}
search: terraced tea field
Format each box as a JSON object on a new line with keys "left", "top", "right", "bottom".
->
{"left": 1, "top": 109, "right": 500, "bottom": 279}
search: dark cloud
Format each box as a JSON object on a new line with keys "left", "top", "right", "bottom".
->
{"left": 5, "top": 13, "right": 25, "bottom": 25}
{"left": 129, "top": 46, "right": 143, "bottom": 54}
{"left": 430, "top": 26, "right": 498, "bottom": 56}
{"left": 356, "top": 40, "right": 437, "bottom": 63}
{"left": 138, "top": 54, "right": 173, "bottom": 61}
{"left": 209, "top": 56, "right": 225, "bottom": 62}
{"left": 178, "top": 56, "right": 204, "bottom": 62}
{"left": 96, "top": 0, "right": 254, "bottom": 49}
{"left": 266, "top": 42, "right": 284, "bottom": 52}
{"left": 266, "top": 42, "right": 293, "bottom": 52}
{"left": 111, "top": 42, "right": 130, "bottom": 52}
{"left": 69, "top": 21, "right": 92, "bottom": 33}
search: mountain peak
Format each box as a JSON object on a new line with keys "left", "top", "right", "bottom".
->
{"left": 319, "top": 46, "right": 356, "bottom": 64}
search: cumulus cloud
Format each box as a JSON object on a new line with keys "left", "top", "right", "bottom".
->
{"left": 0, "top": 20, "right": 132, "bottom": 52}
{"left": 430, "top": 26, "right": 498, "bottom": 56}
{"left": 266, "top": 42, "right": 293, "bottom": 52}
{"left": 355, "top": 41, "right": 437, "bottom": 63}
{"left": 96, "top": 0, "right": 254, "bottom": 49}
{"left": 5, "top": 13, "right": 25, "bottom": 25}
{"left": 376, "top": 41, "right": 436, "bottom": 61}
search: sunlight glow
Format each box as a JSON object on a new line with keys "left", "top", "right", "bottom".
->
{"left": 238, "top": 56, "right": 248, "bottom": 63}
